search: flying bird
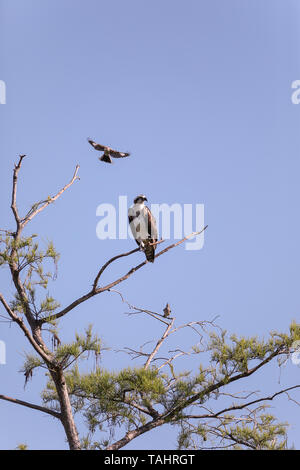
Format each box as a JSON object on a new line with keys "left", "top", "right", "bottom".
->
{"left": 88, "top": 139, "right": 130, "bottom": 164}
{"left": 128, "top": 195, "right": 158, "bottom": 263}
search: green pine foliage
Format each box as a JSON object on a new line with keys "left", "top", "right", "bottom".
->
{"left": 0, "top": 233, "right": 60, "bottom": 320}
{"left": 34, "top": 319, "right": 300, "bottom": 449}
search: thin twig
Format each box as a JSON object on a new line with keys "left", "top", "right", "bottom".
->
{"left": 109, "top": 289, "right": 170, "bottom": 324}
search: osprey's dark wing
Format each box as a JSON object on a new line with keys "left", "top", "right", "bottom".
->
{"left": 88, "top": 138, "right": 130, "bottom": 160}
{"left": 128, "top": 205, "right": 158, "bottom": 262}
{"left": 88, "top": 139, "right": 108, "bottom": 152}
{"left": 109, "top": 149, "right": 130, "bottom": 159}
{"left": 143, "top": 206, "right": 158, "bottom": 262}
{"left": 145, "top": 206, "right": 158, "bottom": 242}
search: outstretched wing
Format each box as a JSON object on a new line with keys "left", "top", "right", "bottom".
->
{"left": 88, "top": 138, "right": 130, "bottom": 159}
{"left": 88, "top": 139, "right": 108, "bottom": 152}
{"left": 109, "top": 149, "right": 130, "bottom": 159}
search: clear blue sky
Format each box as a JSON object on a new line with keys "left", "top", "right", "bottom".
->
{"left": 1, "top": 0, "right": 300, "bottom": 450}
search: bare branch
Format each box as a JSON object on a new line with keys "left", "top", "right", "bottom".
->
{"left": 113, "top": 295, "right": 214, "bottom": 373}
{"left": 11, "top": 154, "right": 26, "bottom": 229}
{"left": 42, "top": 226, "right": 208, "bottom": 324}
{"left": 106, "top": 417, "right": 165, "bottom": 450}
{"left": 94, "top": 226, "right": 208, "bottom": 291}
{"left": 0, "top": 394, "right": 61, "bottom": 419}
{"left": 92, "top": 247, "right": 139, "bottom": 291}
{"left": 154, "top": 226, "right": 208, "bottom": 259}
{"left": 285, "top": 391, "right": 300, "bottom": 407}
{"left": 157, "top": 351, "right": 186, "bottom": 372}
{"left": 118, "top": 346, "right": 153, "bottom": 361}
{"left": 22, "top": 165, "right": 80, "bottom": 227}
{"left": 109, "top": 289, "right": 170, "bottom": 324}
{"left": 217, "top": 390, "right": 260, "bottom": 400}
{"left": 98, "top": 226, "right": 208, "bottom": 293}
{"left": 149, "top": 239, "right": 165, "bottom": 247}
{"left": 144, "top": 320, "right": 174, "bottom": 369}
{"left": 183, "top": 385, "right": 300, "bottom": 420}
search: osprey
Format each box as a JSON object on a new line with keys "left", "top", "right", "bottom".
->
{"left": 128, "top": 195, "right": 158, "bottom": 263}
{"left": 88, "top": 138, "right": 130, "bottom": 164}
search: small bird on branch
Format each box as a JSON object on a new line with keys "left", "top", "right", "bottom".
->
{"left": 163, "top": 303, "right": 171, "bottom": 318}
{"left": 88, "top": 139, "right": 130, "bottom": 164}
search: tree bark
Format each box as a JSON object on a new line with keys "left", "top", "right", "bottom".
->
{"left": 50, "top": 368, "right": 81, "bottom": 450}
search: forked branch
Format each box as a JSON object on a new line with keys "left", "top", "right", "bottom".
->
{"left": 22, "top": 165, "right": 80, "bottom": 227}
{"left": 42, "top": 225, "right": 208, "bottom": 324}
{"left": 10, "top": 154, "right": 79, "bottom": 233}
{"left": 11, "top": 154, "right": 26, "bottom": 228}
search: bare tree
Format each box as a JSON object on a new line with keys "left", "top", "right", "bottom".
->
{"left": 0, "top": 156, "right": 299, "bottom": 450}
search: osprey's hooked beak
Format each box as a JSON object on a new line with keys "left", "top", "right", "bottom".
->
{"left": 143, "top": 197, "right": 148, "bottom": 202}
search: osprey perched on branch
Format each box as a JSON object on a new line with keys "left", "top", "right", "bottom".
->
{"left": 128, "top": 195, "right": 158, "bottom": 263}
{"left": 88, "top": 139, "right": 130, "bottom": 164}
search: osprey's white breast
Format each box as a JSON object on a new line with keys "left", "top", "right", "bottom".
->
{"left": 128, "top": 203, "right": 149, "bottom": 240}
